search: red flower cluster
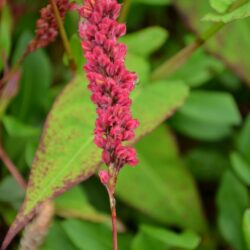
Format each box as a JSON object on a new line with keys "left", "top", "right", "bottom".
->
{"left": 28, "top": 0, "right": 70, "bottom": 52}
{"left": 79, "top": 0, "right": 139, "bottom": 170}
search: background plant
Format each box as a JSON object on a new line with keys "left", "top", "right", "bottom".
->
{"left": 0, "top": 0, "right": 250, "bottom": 249}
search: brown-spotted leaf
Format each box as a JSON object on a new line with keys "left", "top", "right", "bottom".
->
{"left": 1, "top": 75, "right": 189, "bottom": 250}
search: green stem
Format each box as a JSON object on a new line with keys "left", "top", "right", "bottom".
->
{"left": 151, "top": 22, "right": 224, "bottom": 81}
{"left": 151, "top": 0, "right": 246, "bottom": 81}
{"left": 119, "top": 0, "right": 132, "bottom": 23}
{"left": 50, "top": 0, "right": 76, "bottom": 73}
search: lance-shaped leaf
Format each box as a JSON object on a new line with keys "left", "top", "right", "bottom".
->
{"left": 203, "top": 2, "right": 250, "bottom": 23}
{"left": 1, "top": 75, "right": 189, "bottom": 249}
{"left": 209, "top": 0, "right": 236, "bottom": 13}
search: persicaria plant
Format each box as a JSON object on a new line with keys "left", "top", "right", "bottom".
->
{"left": 1, "top": 0, "right": 249, "bottom": 250}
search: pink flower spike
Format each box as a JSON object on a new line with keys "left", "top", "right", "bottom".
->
{"left": 99, "top": 170, "right": 110, "bottom": 185}
{"left": 79, "top": 0, "right": 139, "bottom": 171}
{"left": 27, "top": 0, "right": 70, "bottom": 53}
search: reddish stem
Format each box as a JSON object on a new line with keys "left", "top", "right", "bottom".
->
{"left": 0, "top": 51, "right": 27, "bottom": 91}
{"left": 111, "top": 198, "right": 118, "bottom": 250}
{"left": 0, "top": 144, "right": 27, "bottom": 190}
{"left": 106, "top": 171, "right": 118, "bottom": 250}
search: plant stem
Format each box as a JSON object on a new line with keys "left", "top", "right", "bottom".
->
{"left": 106, "top": 168, "right": 118, "bottom": 250}
{"left": 151, "top": 0, "right": 246, "bottom": 81}
{"left": 0, "top": 144, "right": 27, "bottom": 189}
{"left": 151, "top": 22, "right": 224, "bottom": 81}
{"left": 119, "top": 0, "right": 132, "bottom": 23}
{"left": 108, "top": 192, "right": 118, "bottom": 250}
{"left": 50, "top": 0, "right": 76, "bottom": 73}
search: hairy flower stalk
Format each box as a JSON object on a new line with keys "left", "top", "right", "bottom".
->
{"left": 27, "top": 0, "right": 70, "bottom": 53}
{"left": 78, "top": 0, "right": 139, "bottom": 249}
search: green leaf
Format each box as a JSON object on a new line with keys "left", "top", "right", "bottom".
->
{"left": 117, "top": 125, "right": 206, "bottom": 232}
{"left": 186, "top": 148, "right": 228, "bottom": 181}
{"left": 169, "top": 45, "right": 224, "bottom": 87}
{"left": 55, "top": 186, "right": 111, "bottom": 224}
{"left": 0, "top": 5, "right": 12, "bottom": 71}
{"left": 175, "top": 0, "right": 250, "bottom": 86}
{"left": 230, "top": 152, "right": 250, "bottom": 186}
{"left": 132, "top": 230, "right": 166, "bottom": 250}
{"left": 0, "top": 177, "right": 24, "bottom": 209}
{"left": 66, "top": 34, "right": 86, "bottom": 73}
{"left": 170, "top": 90, "right": 240, "bottom": 141}
{"left": 62, "top": 219, "right": 112, "bottom": 250}
{"left": 41, "top": 222, "right": 76, "bottom": 250}
{"left": 2, "top": 116, "right": 40, "bottom": 138}
{"left": 62, "top": 219, "right": 131, "bottom": 250}
{"left": 10, "top": 47, "right": 52, "bottom": 122}
{"left": 243, "top": 209, "right": 250, "bottom": 250}
{"left": 120, "top": 26, "right": 168, "bottom": 57}
{"left": 132, "top": 225, "right": 201, "bottom": 250}
{"left": 2, "top": 76, "right": 189, "bottom": 249}
{"left": 209, "top": 0, "right": 236, "bottom": 13}
{"left": 171, "top": 112, "right": 232, "bottom": 141}
{"left": 125, "top": 53, "right": 150, "bottom": 85}
{"left": 203, "top": 2, "right": 250, "bottom": 23}
{"left": 237, "top": 115, "right": 250, "bottom": 163}
{"left": 11, "top": 32, "right": 32, "bottom": 65}
{"left": 217, "top": 172, "right": 249, "bottom": 250}
{"left": 178, "top": 91, "right": 241, "bottom": 125}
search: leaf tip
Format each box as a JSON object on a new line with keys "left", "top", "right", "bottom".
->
{"left": 1, "top": 206, "right": 37, "bottom": 250}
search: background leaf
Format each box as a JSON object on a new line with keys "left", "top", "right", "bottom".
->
{"left": 132, "top": 225, "right": 200, "bottom": 250}
{"left": 217, "top": 171, "right": 249, "bottom": 250}
{"left": 0, "top": 5, "right": 12, "bottom": 71}
{"left": 120, "top": 26, "right": 168, "bottom": 57}
{"left": 2, "top": 116, "right": 40, "bottom": 138}
{"left": 237, "top": 115, "right": 250, "bottom": 163}
{"left": 54, "top": 185, "right": 116, "bottom": 226}
{"left": 10, "top": 44, "right": 52, "bottom": 122}
{"left": 230, "top": 152, "right": 250, "bottom": 186}
{"left": 125, "top": 53, "right": 150, "bottom": 85}
{"left": 186, "top": 148, "right": 228, "bottom": 181}
{"left": 170, "top": 90, "right": 241, "bottom": 141}
{"left": 168, "top": 45, "right": 224, "bottom": 87}
{"left": 243, "top": 209, "right": 250, "bottom": 250}
{"left": 62, "top": 219, "right": 131, "bottom": 250}
{"left": 203, "top": 2, "right": 250, "bottom": 23}
{"left": 41, "top": 222, "right": 75, "bottom": 250}
{"left": 209, "top": 0, "right": 236, "bottom": 13}
{"left": 117, "top": 125, "right": 206, "bottom": 232}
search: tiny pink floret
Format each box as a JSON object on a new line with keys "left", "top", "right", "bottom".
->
{"left": 79, "top": 0, "right": 139, "bottom": 169}
{"left": 99, "top": 170, "right": 110, "bottom": 185}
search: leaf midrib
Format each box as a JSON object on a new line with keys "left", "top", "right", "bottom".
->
{"left": 26, "top": 136, "right": 94, "bottom": 213}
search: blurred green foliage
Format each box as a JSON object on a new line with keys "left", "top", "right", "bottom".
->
{"left": 0, "top": 0, "right": 250, "bottom": 250}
